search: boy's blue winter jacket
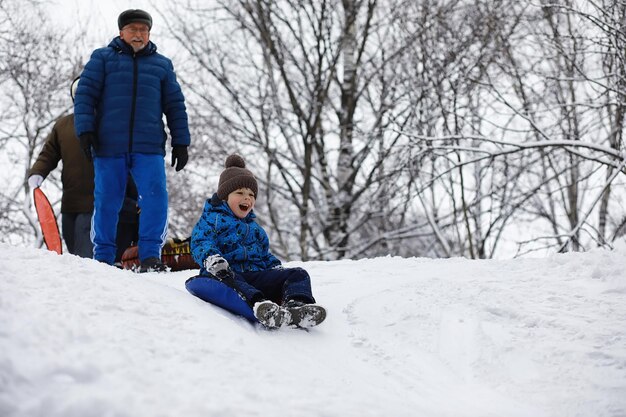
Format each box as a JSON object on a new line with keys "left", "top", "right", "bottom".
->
{"left": 191, "top": 194, "right": 282, "bottom": 274}
{"left": 74, "top": 37, "right": 190, "bottom": 156}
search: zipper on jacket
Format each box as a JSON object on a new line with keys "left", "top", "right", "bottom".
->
{"left": 128, "top": 53, "right": 139, "bottom": 153}
{"left": 242, "top": 222, "right": 250, "bottom": 269}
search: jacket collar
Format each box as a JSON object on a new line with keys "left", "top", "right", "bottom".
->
{"left": 109, "top": 36, "right": 157, "bottom": 56}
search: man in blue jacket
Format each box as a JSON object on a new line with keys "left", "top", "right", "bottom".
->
{"left": 74, "top": 9, "right": 190, "bottom": 272}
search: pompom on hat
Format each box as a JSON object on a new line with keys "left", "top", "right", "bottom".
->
{"left": 217, "top": 154, "right": 258, "bottom": 200}
{"left": 118, "top": 9, "right": 153, "bottom": 30}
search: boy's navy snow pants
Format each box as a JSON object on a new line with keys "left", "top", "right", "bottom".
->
{"left": 232, "top": 267, "right": 316, "bottom": 305}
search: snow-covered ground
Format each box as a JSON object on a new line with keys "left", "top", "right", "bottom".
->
{"left": 1, "top": 243, "right": 625, "bottom": 417}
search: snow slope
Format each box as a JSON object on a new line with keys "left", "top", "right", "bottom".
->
{"left": 1, "top": 243, "right": 625, "bottom": 417}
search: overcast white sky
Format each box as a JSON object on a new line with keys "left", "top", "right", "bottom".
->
{"left": 45, "top": 0, "right": 171, "bottom": 43}
{"left": 43, "top": 0, "right": 183, "bottom": 66}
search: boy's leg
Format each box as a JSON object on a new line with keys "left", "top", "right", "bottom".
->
{"left": 244, "top": 268, "right": 325, "bottom": 328}
{"left": 243, "top": 268, "right": 315, "bottom": 304}
{"left": 223, "top": 273, "right": 265, "bottom": 306}
{"left": 130, "top": 153, "right": 168, "bottom": 262}
{"left": 227, "top": 272, "right": 292, "bottom": 328}
{"left": 92, "top": 157, "right": 127, "bottom": 264}
{"left": 282, "top": 267, "right": 316, "bottom": 303}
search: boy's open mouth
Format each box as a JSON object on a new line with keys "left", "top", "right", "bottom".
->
{"left": 239, "top": 203, "right": 250, "bottom": 211}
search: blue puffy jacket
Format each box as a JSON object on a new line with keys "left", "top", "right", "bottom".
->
{"left": 191, "top": 194, "right": 282, "bottom": 274}
{"left": 74, "top": 37, "right": 190, "bottom": 156}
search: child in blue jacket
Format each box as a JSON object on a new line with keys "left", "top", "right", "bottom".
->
{"left": 188, "top": 154, "right": 326, "bottom": 328}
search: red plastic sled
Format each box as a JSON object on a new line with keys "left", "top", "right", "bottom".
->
{"left": 33, "top": 187, "right": 62, "bottom": 254}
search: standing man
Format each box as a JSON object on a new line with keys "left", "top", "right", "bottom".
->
{"left": 74, "top": 9, "right": 190, "bottom": 272}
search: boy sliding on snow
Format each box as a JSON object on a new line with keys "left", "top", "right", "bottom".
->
{"left": 188, "top": 154, "right": 326, "bottom": 329}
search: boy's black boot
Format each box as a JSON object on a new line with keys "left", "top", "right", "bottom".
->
{"left": 282, "top": 299, "right": 327, "bottom": 328}
{"left": 253, "top": 300, "right": 290, "bottom": 329}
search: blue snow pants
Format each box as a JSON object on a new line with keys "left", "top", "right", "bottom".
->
{"left": 92, "top": 154, "right": 168, "bottom": 264}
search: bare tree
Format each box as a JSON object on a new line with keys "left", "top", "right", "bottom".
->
{"left": 160, "top": 0, "right": 419, "bottom": 260}
{"left": 393, "top": 0, "right": 626, "bottom": 257}
{"left": 154, "top": 0, "right": 626, "bottom": 260}
{"left": 0, "top": 0, "right": 81, "bottom": 245}
{"left": 489, "top": 0, "right": 626, "bottom": 253}
{"left": 569, "top": 0, "right": 626, "bottom": 246}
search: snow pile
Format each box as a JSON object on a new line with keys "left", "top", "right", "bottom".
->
{"left": 1, "top": 243, "right": 625, "bottom": 417}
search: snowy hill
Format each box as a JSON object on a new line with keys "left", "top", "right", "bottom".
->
{"left": 1, "top": 243, "right": 625, "bottom": 417}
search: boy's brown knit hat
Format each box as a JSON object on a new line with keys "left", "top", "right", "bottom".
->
{"left": 217, "top": 154, "right": 258, "bottom": 200}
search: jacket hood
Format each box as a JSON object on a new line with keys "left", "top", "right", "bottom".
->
{"left": 109, "top": 36, "right": 157, "bottom": 55}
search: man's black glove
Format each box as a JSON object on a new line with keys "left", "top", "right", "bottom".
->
{"left": 79, "top": 132, "right": 98, "bottom": 161}
{"left": 171, "top": 146, "right": 188, "bottom": 171}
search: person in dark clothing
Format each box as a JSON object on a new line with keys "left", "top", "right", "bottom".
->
{"left": 29, "top": 84, "right": 93, "bottom": 257}
{"left": 29, "top": 77, "right": 139, "bottom": 260}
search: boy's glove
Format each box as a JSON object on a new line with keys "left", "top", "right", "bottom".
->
{"left": 79, "top": 132, "right": 98, "bottom": 161}
{"left": 28, "top": 174, "right": 44, "bottom": 189}
{"left": 204, "top": 254, "right": 234, "bottom": 280}
{"left": 171, "top": 146, "right": 188, "bottom": 172}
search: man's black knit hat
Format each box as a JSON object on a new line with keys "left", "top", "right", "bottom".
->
{"left": 118, "top": 9, "right": 152, "bottom": 30}
{"left": 217, "top": 155, "right": 258, "bottom": 200}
